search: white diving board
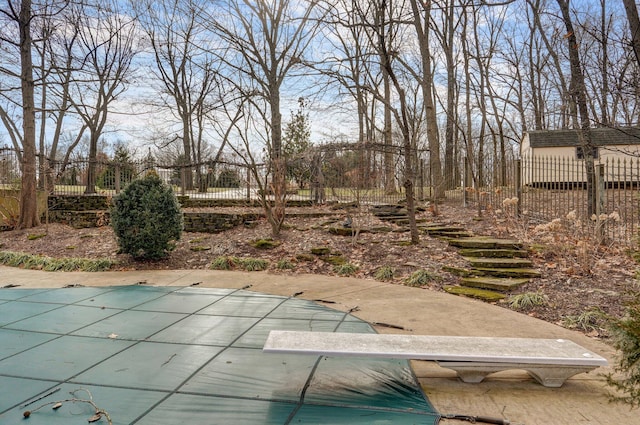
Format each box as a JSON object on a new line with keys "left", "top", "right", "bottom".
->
{"left": 263, "top": 331, "right": 608, "bottom": 388}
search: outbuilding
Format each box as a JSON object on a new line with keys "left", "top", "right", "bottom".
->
{"left": 520, "top": 127, "right": 640, "bottom": 186}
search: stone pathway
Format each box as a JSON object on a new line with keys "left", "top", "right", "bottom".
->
{"left": 432, "top": 229, "right": 540, "bottom": 301}
{"left": 372, "top": 205, "right": 540, "bottom": 302}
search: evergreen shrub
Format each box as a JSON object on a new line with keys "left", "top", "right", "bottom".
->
{"left": 111, "top": 173, "right": 183, "bottom": 260}
{"left": 607, "top": 292, "right": 640, "bottom": 407}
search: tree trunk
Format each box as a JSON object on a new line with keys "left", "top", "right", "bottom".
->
{"left": 267, "top": 157, "right": 286, "bottom": 237}
{"left": 443, "top": 0, "right": 456, "bottom": 191}
{"left": 17, "top": 0, "right": 40, "bottom": 229}
{"left": 269, "top": 78, "right": 286, "bottom": 237}
{"left": 623, "top": 0, "right": 640, "bottom": 69}
{"left": 38, "top": 36, "right": 47, "bottom": 192}
{"left": 84, "top": 131, "right": 98, "bottom": 194}
{"left": 382, "top": 66, "right": 395, "bottom": 194}
{"left": 270, "top": 81, "right": 283, "bottom": 159}
{"left": 377, "top": 1, "right": 395, "bottom": 195}
{"left": 528, "top": 0, "right": 574, "bottom": 128}
{"left": 181, "top": 114, "right": 194, "bottom": 190}
{"left": 598, "top": 0, "right": 609, "bottom": 126}
{"left": 377, "top": 0, "right": 419, "bottom": 243}
{"left": 408, "top": 0, "right": 444, "bottom": 200}
{"left": 556, "top": 0, "right": 596, "bottom": 216}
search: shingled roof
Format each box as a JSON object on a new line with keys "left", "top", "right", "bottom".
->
{"left": 528, "top": 127, "right": 640, "bottom": 148}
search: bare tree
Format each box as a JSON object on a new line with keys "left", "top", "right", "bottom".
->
{"left": 317, "top": 0, "right": 382, "bottom": 191}
{"left": 527, "top": 0, "right": 575, "bottom": 129}
{"left": 0, "top": 0, "right": 51, "bottom": 228}
{"left": 429, "top": 0, "right": 460, "bottom": 191}
{"left": 556, "top": 0, "right": 596, "bottom": 215}
{"left": 16, "top": 0, "right": 37, "bottom": 226}
{"left": 67, "top": 1, "right": 137, "bottom": 194}
{"left": 375, "top": 0, "right": 420, "bottom": 242}
{"left": 207, "top": 0, "right": 320, "bottom": 237}
{"left": 623, "top": 0, "right": 640, "bottom": 70}
{"left": 32, "top": 5, "right": 87, "bottom": 192}
{"left": 377, "top": 0, "right": 396, "bottom": 195}
{"left": 138, "top": 0, "right": 224, "bottom": 192}
{"left": 344, "top": 0, "right": 421, "bottom": 242}
{"left": 407, "top": 0, "right": 444, "bottom": 199}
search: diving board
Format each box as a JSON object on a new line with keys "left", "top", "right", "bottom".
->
{"left": 263, "top": 331, "right": 608, "bottom": 387}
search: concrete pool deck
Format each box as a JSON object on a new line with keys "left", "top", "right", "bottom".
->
{"left": 2, "top": 266, "right": 636, "bottom": 425}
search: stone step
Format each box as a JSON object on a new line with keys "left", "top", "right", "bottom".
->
{"left": 416, "top": 222, "right": 447, "bottom": 228}
{"left": 378, "top": 214, "right": 409, "bottom": 221}
{"left": 421, "top": 226, "right": 467, "bottom": 233}
{"left": 460, "top": 276, "right": 530, "bottom": 292}
{"left": 442, "top": 265, "right": 476, "bottom": 277}
{"left": 458, "top": 248, "right": 529, "bottom": 258}
{"left": 443, "top": 285, "right": 506, "bottom": 302}
{"left": 448, "top": 237, "right": 523, "bottom": 250}
{"left": 423, "top": 227, "right": 473, "bottom": 238}
{"left": 472, "top": 267, "right": 541, "bottom": 279}
{"left": 327, "top": 226, "right": 363, "bottom": 236}
{"left": 433, "top": 231, "right": 474, "bottom": 239}
{"left": 370, "top": 204, "right": 406, "bottom": 213}
{"left": 390, "top": 218, "right": 429, "bottom": 226}
{"left": 464, "top": 257, "right": 533, "bottom": 269}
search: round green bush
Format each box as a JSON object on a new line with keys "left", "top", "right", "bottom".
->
{"left": 111, "top": 173, "right": 183, "bottom": 260}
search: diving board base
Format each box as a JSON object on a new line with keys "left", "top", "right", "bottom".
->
{"left": 263, "top": 330, "right": 608, "bottom": 388}
{"left": 436, "top": 361, "right": 598, "bottom": 387}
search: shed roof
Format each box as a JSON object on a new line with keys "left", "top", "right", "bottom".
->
{"left": 527, "top": 127, "right": 640, "bottom": 148}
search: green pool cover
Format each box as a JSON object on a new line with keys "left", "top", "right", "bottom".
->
{"left": 0, "top": 285, "right": 440, "bottom": 424}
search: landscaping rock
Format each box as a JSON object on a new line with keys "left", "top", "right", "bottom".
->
{"left": 311, "top": 247, "right": 331, "bottom": 256}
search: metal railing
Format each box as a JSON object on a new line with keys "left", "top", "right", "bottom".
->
{"left": 465, "top": 155, "right": 640, "bottom": 245}
{"left": 0, "top": 146, "right": 433, "bottom": 205}
{"left": 3, "top": 146, "right": 639, "bottom": 244}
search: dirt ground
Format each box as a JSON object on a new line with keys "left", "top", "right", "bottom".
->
{"left": 1, "top": 201, "right": 638, "bottom": 341}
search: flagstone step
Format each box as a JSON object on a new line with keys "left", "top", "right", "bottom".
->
{"left": 422, "top": 226, "right": 467, "bottom": 233}
{"left": 442, "top": 265, "right": 476, "bottom": 277}
{"left": 428, "top": 230, "right": 474, "bottom": 239}
{"left": 417, "top": 222, "right": 448, "bottom": 228}
{"left": 448, "top": 237, "right": 523, "bottom": 250}
{"left": 391, "top": 219, "right": 431, "bottom": 227}
{"left": 460, "top": 276, "right": 530, "bottom": 292}
{"left": 458, "top": 248, "right": 529, "bottom": 258}
{"left": 472, "top": 267, "right": 541, "bottom": 279}
{"left": 464, "top": 257, "right": 534, "bottom": 269}
{"left": 374, "top": 215, "right": 409, "bottom": 223}
{"left": 437, "top": 226, "right": 541, "bottom": 302}
{"left": 443, "top": 285, "right": 506, "bottom": 302}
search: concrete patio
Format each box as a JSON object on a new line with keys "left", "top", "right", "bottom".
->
{"left": 1, "top": 266, "right": 636, "bottom": 425}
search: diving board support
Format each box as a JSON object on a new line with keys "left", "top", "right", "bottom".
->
{"left": 263, "top": 331, "right": 608, "bottom": 388}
